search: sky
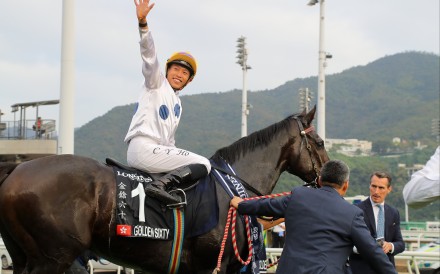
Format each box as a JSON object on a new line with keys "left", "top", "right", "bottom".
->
{"left": 0, "top": 0, "right": 439, "bottom": 128}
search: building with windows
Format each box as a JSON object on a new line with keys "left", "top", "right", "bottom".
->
{"left": 325, "top": 138, "right": 372, "bottom": 157}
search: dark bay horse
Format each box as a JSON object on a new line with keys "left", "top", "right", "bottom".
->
{"left": 0, "top": 107, "right": 328, "bottom": 274}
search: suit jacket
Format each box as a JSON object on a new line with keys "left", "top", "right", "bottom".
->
{"left": 238, "top": 186, "right": 397, "bottom": 274}
{"left": 349, "top": 198, "right": 405, "bottom": 274}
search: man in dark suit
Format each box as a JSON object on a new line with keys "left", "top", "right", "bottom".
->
{"left": 230, "top": 160, "right": 396, "bottom": 274}
{"left": 349, "top": 171, "right": 405, "bottom": 273}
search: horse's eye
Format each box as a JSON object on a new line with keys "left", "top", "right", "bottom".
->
{"left": 316, "top": 140, "right": 324, "bottom": 147}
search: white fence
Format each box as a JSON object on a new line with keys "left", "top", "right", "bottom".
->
{"left": 401, "top": 230, "right": 439, "bottom": 250}
{"left": 396, "top": 251, "right": 440, "bottom": 274}
{"left": 88, "top": 260, "right": 134, "bottom": 274}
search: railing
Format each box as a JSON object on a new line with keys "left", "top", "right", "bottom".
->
{"left": 265, "top": 247, "right": 282, "bottom": 273}
{"left": 265, "top": 248, "right": 440, "bottom": 274}
{"left": 401, "top": 230, "right": 439, "bottom": 250}
{"left": 0, "top": 119, "right": 56, "bottom": 140}
{"left": 401, "top": 222, "right": 428, "bottom": 231}
{"left": 395, "top": 251, "right": 439, "bottom": 274}
{"left": 87, "top": 260, "right": 134, "bottom": 274}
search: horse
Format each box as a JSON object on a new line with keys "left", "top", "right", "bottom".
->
{"left": 0, "top": 106, "right": 329, "bottom": 274}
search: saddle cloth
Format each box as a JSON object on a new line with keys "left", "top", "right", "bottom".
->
{"left": 110, "top": 165, "right": 218, "bottom": 240}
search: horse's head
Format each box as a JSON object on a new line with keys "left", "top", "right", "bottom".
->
{"left": 284, "top": 106, "right": 329, "bottom": 186}
{"left": 211, "top": 106, "right": 329, "bottom": 194}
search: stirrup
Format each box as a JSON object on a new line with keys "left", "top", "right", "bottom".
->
{"left": 167, "top": 188, "right": 187, "bottom": 208}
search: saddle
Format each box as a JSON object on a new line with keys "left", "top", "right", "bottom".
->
{"left": 105, "top": 158, "right": 219, "bottom": 239}
{"left": 106, "top": 158, "right": 160, "bottom": 178}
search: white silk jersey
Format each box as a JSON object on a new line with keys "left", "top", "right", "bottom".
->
{"left": 403, "top": 146, "right": 440, "bottom": 208}
{"left": 125, "top": 28, "right": 211, "bottom": 173}
{"left": 125, "top": 29, "right": 181, "bottom": 147}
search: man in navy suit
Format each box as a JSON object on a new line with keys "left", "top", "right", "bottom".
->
{"left": 349, "top": 172, "right": 405, "bottom": 273}
{"left": 230, "top": 160, "right": 396, "bottom": 274}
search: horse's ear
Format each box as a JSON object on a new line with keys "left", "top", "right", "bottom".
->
{"left": 304, "top": 105, "right": 317, "bottom": 125}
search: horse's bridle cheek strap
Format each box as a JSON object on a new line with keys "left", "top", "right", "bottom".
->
{"left": 293, "top": 117, "right": 320, "bottom": 185}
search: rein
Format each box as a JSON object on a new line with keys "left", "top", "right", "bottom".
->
{"left": 213, "top": 191, "right": 291, "bottom": 274}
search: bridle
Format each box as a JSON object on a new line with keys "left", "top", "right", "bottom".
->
{"left": 292, "top": 116, "right": 321, "bottom": 188}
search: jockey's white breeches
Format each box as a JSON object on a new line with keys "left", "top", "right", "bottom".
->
{"left": 127, "top": 136, "right": 211, "bottom": 174}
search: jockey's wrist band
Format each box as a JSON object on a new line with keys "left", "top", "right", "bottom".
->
{"left": 139, "top": 21, "right": 148, "bottom": 28}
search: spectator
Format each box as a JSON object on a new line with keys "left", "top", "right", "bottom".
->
{"left": 271, "top": 222, "right": 285, "bottom": 248}
{"left": 349, "top": 171, "right": 405, "bottom": 274}
{"left": 32, "top": 117, "right": 43, "bottom": 138}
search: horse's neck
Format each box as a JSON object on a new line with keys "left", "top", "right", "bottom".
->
{"left": 232, "top": 143, "right": 284, "bottom": 195}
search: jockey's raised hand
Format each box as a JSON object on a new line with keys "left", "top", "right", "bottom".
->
{"left": 134, "top": 0, "right": 155, "bottom": 23}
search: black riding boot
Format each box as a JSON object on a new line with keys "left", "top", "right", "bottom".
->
{"left": 145, "top": 164, "right": 208, "bottom": 205}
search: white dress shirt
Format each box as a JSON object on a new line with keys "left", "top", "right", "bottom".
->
{"left": 353, "top": 198, "right": 394, "bottom": 254}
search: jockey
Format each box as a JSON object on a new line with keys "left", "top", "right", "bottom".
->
{"left": 125, "top": 0, "right": 211, "bottom": 205}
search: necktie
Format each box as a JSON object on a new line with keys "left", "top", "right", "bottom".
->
{"left": 376, "top": 204, "right": 384, "bottom": 238}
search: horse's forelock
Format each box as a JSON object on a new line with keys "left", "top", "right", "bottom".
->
{"left": 211, "top": 113, "right": 302, "bottom": 164}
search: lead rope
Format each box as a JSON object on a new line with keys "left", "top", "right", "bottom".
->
{"left": 212, "top": 206, "right": 252, "bottom": 274}
{"left": 213, "top": 191, "right": 291, "bottom": 274}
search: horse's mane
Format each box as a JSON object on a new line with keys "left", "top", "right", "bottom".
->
{"left": 211, "top": 113, "right": 303, "bottom": 164}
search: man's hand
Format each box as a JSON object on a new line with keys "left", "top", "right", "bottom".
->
{"left": 134, "top": 0, "right": 155, "bottom": 23}
{"left": 382, "top": 241, "right": 393, "bottom": 254}
{"left": 230, "top": 196, "right": 243, "bottom": 209}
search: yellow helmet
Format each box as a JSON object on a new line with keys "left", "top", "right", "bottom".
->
{"left": 166, "top": 51, "right": 197, "bottom": 78}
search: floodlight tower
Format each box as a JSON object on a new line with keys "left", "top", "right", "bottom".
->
{"left": 299, "top": 88, "right": 314, "bottom": 113}
{"left": 58, "top": 0, "right": 76, "bottom": 154}
{"left": 307, "top": 0, "right": 332, "bottom": 142}
{"left": 236, "top": 36, "right": 251, "bottom": 137}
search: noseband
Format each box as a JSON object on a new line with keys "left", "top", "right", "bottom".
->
{"left": 293, "top": 117, "right": 320, "bottom": 188}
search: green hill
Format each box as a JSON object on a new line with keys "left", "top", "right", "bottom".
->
{"left": 75, "top": 51, "right": 439, "bottom": 161}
